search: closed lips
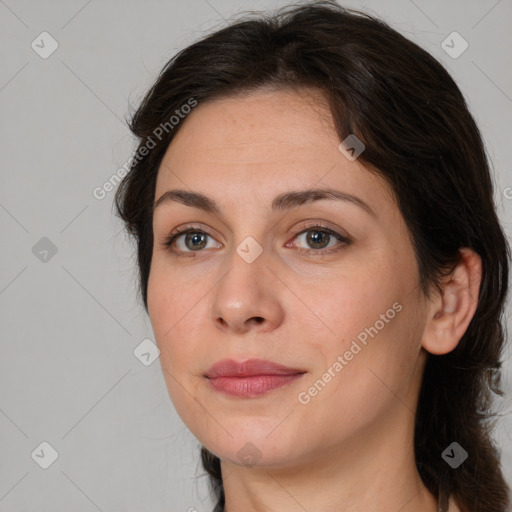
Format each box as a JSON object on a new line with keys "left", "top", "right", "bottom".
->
{"left": 205, "top": 358, "right": 306, "bottom": 378}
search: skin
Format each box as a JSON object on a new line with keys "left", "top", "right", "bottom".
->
{"left": 147, "top": 87, "right": 480, "bottom": 512}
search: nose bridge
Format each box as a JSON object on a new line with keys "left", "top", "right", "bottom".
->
{"left": 220, "top": 196, "right": 270, "bottom": 271}
{"left": 220, "top": 232, "right": 268, "bottom": 299}
{"left": 210, "top": 231, "right": 283, "bottom": 333}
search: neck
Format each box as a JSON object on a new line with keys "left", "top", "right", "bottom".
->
{"left": 220, "top": 400, "right": 438, "bottom": 512}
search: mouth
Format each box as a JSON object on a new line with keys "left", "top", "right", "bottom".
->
{"left": 205, "top": 358, "right": 306, "bottom": 398}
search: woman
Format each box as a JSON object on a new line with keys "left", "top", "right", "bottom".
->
{"left": 114, "top": 1, "right": 511, "bottom": 511}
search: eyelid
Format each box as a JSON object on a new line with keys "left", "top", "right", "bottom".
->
{"left": 289, "top": 220, "right": 350, "bottom": 239}
{"left": 167, "top": 222, "right": 221, "bottom": 241}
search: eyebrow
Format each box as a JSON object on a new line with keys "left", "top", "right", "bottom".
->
{"left": 153, "top": 188, "right": 376, "bottom": 217}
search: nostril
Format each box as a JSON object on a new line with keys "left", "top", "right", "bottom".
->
{"left": 217, "top": 318, "right": 228, "bottom": 327}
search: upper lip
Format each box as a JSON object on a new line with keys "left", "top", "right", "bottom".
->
{"left": 205, "top": 358, "right": 306, "bottom": 378}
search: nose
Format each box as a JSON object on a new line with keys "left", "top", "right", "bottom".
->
{"left": 210, "top": 247, "right": 285, "bottom": 335}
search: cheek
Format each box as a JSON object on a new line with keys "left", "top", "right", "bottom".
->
{"left": 147, "top": 267, "right": 170, "bottom": 344}
{"left": 306, "top": 258, "right": 421, "bottom": 392}
{"left": 297, "top": 297, "right": 421, "bottom": 443}
{"left": 147, "top": 274, "right": 204, "bottom": 422}
{"left": 147, "top": 262, "right": 209, "bottom": 373}
{"left": 148, "top": 264, "right": 184, "bottom": 367}
{"left": 309, "top": 266, "right": 403, "bottom": 350}
{"left": 148, "top": 257, "right": 189, "bottom": 337}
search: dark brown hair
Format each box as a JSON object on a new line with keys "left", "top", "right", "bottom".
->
{"left": 114, "top": 2, "right": 512, "bottom": 511}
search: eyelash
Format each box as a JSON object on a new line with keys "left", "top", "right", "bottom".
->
{"left": 162, "top": 223, "right": 351, "bottom": 258}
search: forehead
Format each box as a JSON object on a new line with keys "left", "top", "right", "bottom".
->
{"left": 164, "top": 88, "right": 338, "bottom": 165}
{"left": 154, "top": 88, "right": 394, "bottom": 213}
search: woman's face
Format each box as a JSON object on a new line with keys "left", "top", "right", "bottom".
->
{"left": 148, "top": 88, "right": 432, "bottom": 469}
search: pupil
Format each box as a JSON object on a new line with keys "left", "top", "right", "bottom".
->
{"left": 187, "top": 233, "right": 206, "bottom": 250}
{"left": 308, "top": 230, "right": 328, "bottom": 248}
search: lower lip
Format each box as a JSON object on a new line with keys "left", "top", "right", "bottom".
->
{"left": 207, "top": 374, "right": 304, "bottom": 397}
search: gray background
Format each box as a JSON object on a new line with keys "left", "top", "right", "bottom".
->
{"left": 1, "top": 0, "right": 511, "bottom": 511}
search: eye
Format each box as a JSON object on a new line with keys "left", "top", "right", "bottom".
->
{"left": 287, "top": 224, "right": 351, "bottom": 256}
{"left": 163, "top": 226, "right": 220, "bottom": 254}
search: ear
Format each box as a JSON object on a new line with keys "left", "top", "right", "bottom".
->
{"left": 422, "top": 248, "right": 482, "bottom": 355}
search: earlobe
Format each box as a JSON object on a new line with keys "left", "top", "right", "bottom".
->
{"left": 421, "top": 248, "right": 482, "bottom": 356}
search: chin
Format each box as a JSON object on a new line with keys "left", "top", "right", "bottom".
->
{"left": 200, "top": 429, "right": 303, "bottom": 469}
